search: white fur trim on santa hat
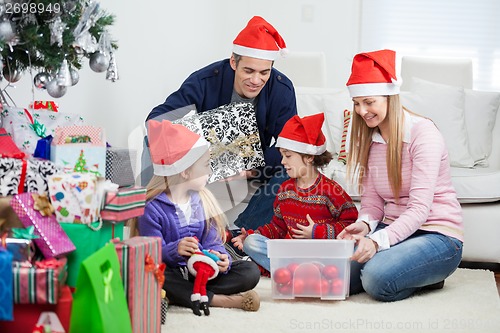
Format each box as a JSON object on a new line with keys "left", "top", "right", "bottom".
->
{"left": 233, "top": 44, "right": 280, "bottom": 61}
{"left": 187, "top": 253, "right": 219, "bottom": 280}
{"left": 153, "top": 136, "right": 209, "bottom": 177}
{"left": 276, "top": 136, "right": 327, "bottom": 155}
{"left": 348, "top": 82, "right": 400, "bottom": 98}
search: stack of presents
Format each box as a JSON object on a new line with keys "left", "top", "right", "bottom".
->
{"left": 0, "top": 101, "right": 266, "bottom": 332}
{"left": 0, "top": 102, "right": 166, "bottom": 333}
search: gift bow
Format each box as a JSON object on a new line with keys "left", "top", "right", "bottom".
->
{"left": 29, "top": 119, "right": 47, "bottom": 138}
{"left": 34, "top": 258, "right": 64, "bottom": 269}
{"left": 32, "top": 193, "right": 55, "bottom": 216}
{"left": 12, "top": 226, "right": 40, "bottom": 240}
{"left": 205, "top": 129, "right": 260, "bottom": 159}
{"left": 103, "top": 267, "right": 114, "bottom": 303}
{"left": 145, "top": 254, "right": 166, "bottom": 286}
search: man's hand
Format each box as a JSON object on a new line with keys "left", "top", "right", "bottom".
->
{"left": 222, "top": 170, "right": 257, "bottom": 182}
{"left": 291, "top": 214, "right": 314, "bottom": 239}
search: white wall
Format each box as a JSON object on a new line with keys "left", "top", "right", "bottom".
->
{"left": 4, "top": 0, "right": 360, "bottom": 147}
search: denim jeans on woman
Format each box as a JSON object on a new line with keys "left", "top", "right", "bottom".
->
{"left": 349, "top": 223, "right": 463, "bottom": 302}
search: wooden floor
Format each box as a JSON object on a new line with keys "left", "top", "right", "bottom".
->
{"left": 459, "top": 261, "right": 500, "bottom": 296}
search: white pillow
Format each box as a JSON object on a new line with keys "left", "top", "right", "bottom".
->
{"left": 295, "top": 87, "right": 344, "bottom": 154}
{"left": 400, "top": 78, "right": 475, "bottom": 168}
{"left": 464, "top": 89, "right": 500, "bottom": 166}
{"left": 321, "top": 89, "right": 352, "bottom": 157}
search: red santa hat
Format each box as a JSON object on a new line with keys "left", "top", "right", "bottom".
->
{"left": 276, "top": 113, "right": 327, "bottom": 155}
{"left": 147, "top": 119, "right": 210, "bottom": 177}
{"left": 346, "top": 49, "right": 401, "bottom": 98}
{"left": 233, "top": 16, "right": 288, "bottom": 61}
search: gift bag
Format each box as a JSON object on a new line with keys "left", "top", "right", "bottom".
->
{"left": 0, "top": 107, "right": 84, "bottom": 156}
{"left": 105, "top": 147, "right": 137, "bottom": 187}
{"left": 0, "top": 249, "right": 13, "bottom": 321}
{"left": 172, "top": 102, "right": 266, "bottom": 182}
{"left": 114, "top": 236, "right": 163, "bottom": 333}
{"left": 70, "top": 242, "right": 132, "bottom": 333}
{"left": 47, "top": 173, "right": 102, "bottom": 224}
{"left": 10, "top": 193, "right": 76, "bottom": 258}
{"left": 50, "top": 126, "right": 106, "bottom": 176}
{"left": 61, "top": 221, "right": 124, "bottom": 287}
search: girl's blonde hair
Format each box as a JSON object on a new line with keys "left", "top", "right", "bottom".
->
{"left": 346, "top": 95, "right": 406, "bottom": 200}
{"left": 131, "top": 173, "right": 228, "bottom": 242}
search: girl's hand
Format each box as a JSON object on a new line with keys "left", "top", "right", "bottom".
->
{"left": 337, "top": 221, "right": 370, "bottom": 240}
{"left": 291, "top": 214, "right": 314, "bottom": 239}
{"left": 231, "top": 228, "right": 248, "bottom": 250}
{"left": 350, "top": 236, "right": 378, "bottom": 263}
{"left": 178, "top": 237, "right": 200, "bottom": 257}
{"left": 210, "top": 250, "right": 230, "bottom": 273}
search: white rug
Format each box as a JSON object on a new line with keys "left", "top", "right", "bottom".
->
{"left": 163, "top": 268, "right": 500, "bottom": 333}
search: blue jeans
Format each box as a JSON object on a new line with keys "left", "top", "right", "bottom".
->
{"left": 243, "top": 234, "right": 271, "bottom": 271}
{"left": 349, "top": 224, "right": 463, "bottom": 302}
{"left": 233, "top": 171, "right": 289, "bottom": 230}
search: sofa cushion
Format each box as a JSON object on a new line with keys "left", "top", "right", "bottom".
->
{"left": 464, "top": 89, "right": 500, "bottom": 166}
{"left": 400, "top": 79, "right": 475, "bottom": 168}
{"left": 450, "top": 166, "right": 500, "bottom": 203}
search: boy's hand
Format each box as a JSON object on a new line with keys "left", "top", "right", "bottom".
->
{"left": 292, "top": 214, "right": 314, "bottom": 239}
{"left": 231, "top": 228, "right": 248, "bottom": 250}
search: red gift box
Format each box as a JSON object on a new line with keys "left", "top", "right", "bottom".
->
{"left": 100, "top": 187, "right": 146, "bottom": 221}
{"left": 0, "top": 285, "right": 72, "bottom": 333}
{"left": 114, "top": 236, "right": 163, "bottom": 333}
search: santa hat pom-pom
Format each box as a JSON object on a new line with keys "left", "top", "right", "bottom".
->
{"left": 280, "top": 48, "right": 289, "bottom": 58}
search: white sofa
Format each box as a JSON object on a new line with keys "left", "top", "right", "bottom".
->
{"left": 220, "top": 56, "right": 500, "bottom": 264}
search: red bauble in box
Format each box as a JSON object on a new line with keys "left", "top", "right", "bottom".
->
{"left": 287, "top": 262, "right": 299, "bottom": 275}
{"left": 293, "top": 277, "right": 306, "bottom": 294}
{"left": 276, "top": 281, "right": 293, "bottom": 295}
{"left": 323, "top": 264, "right": 339, "bottom": 280}
{"left": 273, "top": 267, "right": 292, "bottom": 285}
{"left": 312, "top": 278, "right": 331, "bottom": 295}
{"left": 331, "top": 278, "right": 344, "bottom": 295}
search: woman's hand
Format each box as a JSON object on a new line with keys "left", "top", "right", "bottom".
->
{"left": 178, "top": 237, "right": 200, "bottom": 257}
{"left": 231, "top": 228, "right": 248, "bottom": 250}
{"left": 337, "top": 221, "right": 370, "bottom": 240}
{"left": 292, "top": 214, "right": 314, "bottom": 239}
{"left": 350, "top": 236, "right": 378, "bottom": 263}
{"left": 210, "top": 250, "right": 230, "bottom": 273}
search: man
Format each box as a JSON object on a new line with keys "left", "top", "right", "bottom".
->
{"left": 146, "top": 16, "right": 297, "bottom": 233}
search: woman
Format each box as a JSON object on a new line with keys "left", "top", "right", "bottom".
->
{"left": 338, "top": 49, "right": 464, "bottom": 302}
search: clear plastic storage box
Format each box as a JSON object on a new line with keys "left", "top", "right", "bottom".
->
{"left": 267, "top": 239, "right": 354, "bottom": 300}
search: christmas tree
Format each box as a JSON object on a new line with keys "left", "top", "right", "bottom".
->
{"left": 0, "top": 0, "right": 118, "bottom": 102}
{"left": 73, "top": 149, "right": 87, "bottom": 172}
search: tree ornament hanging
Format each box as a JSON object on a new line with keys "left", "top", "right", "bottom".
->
{"left": 3, "top": 66, "right": 21, "bottom": 83}
{"left": 46, "top": 79, "right": 67, "bottom": 98}
{"left": 89, "top": 51, "right": 109, "bottom": 73}
{"left": 106, "top": 52, "right": 118, "bottom": 82}
{"left": 70, "top": 67, "right": 80, "bottom": 86}
{"left": 34, "top": 72, "right": 53, "bottom": 90}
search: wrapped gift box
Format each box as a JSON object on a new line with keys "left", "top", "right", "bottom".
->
{"left": 61, "top": 221, "right": 124, "bottom": 287}
{"left": 12, "top": 257, "right": 67, "bottom": 304}
{"left": 10, "top": 193, "right": 76, "bottom": 258}
{"left": 5, "top": 238, "right": 35, "bottom": 262}
{"left": 0, "top": 107, "right": 84, "bottom": 156}
{"left": 100, "top": 187, "right": 146, "bottom": 221}
{"left": 47, "top": 173, "right": 102, "bottom": 224}
{"left": 114, "top": 236, "right": 163, "bottom": 333}
{"left": 0, "top": 157, "right": 63, "bottom": 196}
{"left": 172, "top": 102, "right": 265, "bottom": 183}
{"left": 0, "top": 285, "right": 72, "bottom": 332}
{"left": 50, "top": 125, "right": 106, "bottom": 176}
{"left": 106, "top": 147, "right": 137, "bottom": 187}
{"left": 0, "top": 249, "right": 13, "bottom": 321}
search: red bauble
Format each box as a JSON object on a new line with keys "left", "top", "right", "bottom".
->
{"left": 312, "top": 278, "right": 331, "bottom": 295}
{"left": 331, "top": 278, "right": 344, "bottom": 295}
{"left": 273, "top": 267, "right": 292, "bottom": 285}
{"left": 276, "top": 281, "right": 293, "bottom": 295}
{"left": 322, "top": 264, "right": 339, "bottom": 280}
{"left": 287, "top": 262, "right": 299, "bottom": 275}
{"left": 293, "top": 277, "right": 306, "bottom": 294}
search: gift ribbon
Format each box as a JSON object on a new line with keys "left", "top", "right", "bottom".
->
{"left": 145, "top": 254, "right": 166, "bottom": 286}
{"left": 18, "top": 158, "right": 27, "bottom": 194}
{"left": 34, "top": 258, "right": 64, "bottom": 269}
{"left": 0, "top": 152, "right": 26, "bottom": 159}
{"left": 0, "top": 231, "right": 7, "bottom": 248}
{"left": 206, "top": 129, "right": 260, "bottom": 159}
{"left": 103, "top": 267, "right": 114, "bottom": 303}
{"left": 12, "top": 226, "right": 40, "bottom": 240}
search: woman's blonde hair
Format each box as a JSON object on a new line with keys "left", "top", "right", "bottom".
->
{"left": 131, "top": 173, "right": 228, "bottom": 242}
{"left": 346, "top": 95, "right": 406, "bottom": 200}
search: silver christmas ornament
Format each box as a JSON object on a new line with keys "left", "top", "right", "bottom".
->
{"left": 0, "top": 20, "right": 15, "bottom": 42}
{"left": 70, "top": 68, "right": 80, "bottom": 86}
{"left": 34, "top": 72, "right": 52, "bottom": 89}
{"left": 106, "top": 52, "right": 119, "bottom": 82}
{"left": 89, "top": 52, "right": 109, "bottom": 73}
{"left": 46, "top": 79, "right": 67, "bottom": 98}
{"left": 56, "top": 59, "right": 72, "bottom": 86}
{"left": 3, "top": 66, "right": 22, "bottom": 83}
